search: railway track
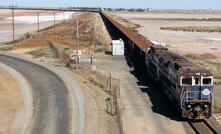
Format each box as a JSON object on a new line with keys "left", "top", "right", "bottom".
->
{"left": 188, "top": 120, "right": 218, "bottom": 134}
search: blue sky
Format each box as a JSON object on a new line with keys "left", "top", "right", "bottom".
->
{"left": 2, "top": 0, "right": 221, "bottom": 10}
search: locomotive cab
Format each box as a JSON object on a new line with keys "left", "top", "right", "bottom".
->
{"left": 145, "top": 45, "right": 213, "bottom": 120}
{"left": 180, "top": 74, "right": 213, "bottom": 119}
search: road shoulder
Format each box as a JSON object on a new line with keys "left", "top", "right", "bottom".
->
{"left": 0, "top": 63, "right": 33, "bottom": 134}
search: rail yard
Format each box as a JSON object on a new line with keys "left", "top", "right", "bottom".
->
{"left": 0, "top": 6, "right": 221, "bottom": 134}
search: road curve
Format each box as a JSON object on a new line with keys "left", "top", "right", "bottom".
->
{"left": 0, "top": 53, "right": 85, "bottom": 134}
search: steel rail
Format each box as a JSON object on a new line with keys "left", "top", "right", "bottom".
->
{"left": 188, "top": 120, "right": 218, "bottom": 134}
{"left": 203, "top": 120, "right": 218, "bottom": 134}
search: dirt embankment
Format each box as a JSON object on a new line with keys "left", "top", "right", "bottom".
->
{"left": 3, "top": 12, "right": 111, "bottom": 54}
{"left": 0, "top": 67, "right": 23, "bottom": 133}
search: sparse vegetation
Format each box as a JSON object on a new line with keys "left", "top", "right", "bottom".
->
{"left": 106, "top": 13, "right": 140, "bottom": 30}
{"left": 0, "top": 43, "right": 22, "bottom": 51}
{"left": 185, "top": 53, "right": 217, "bottom": 59}
{"left": 94, "top": 47, "right": 108, "bottom": 53}
{"left": 26, "top": 46, "right": 56, "bottom": 58}
{"left": 154, "top": 18, "right": 221, "bottom": 21}
{"left": 160, "top": 26, "right": 221, "bottom": 33}
{"left": 0, "top": 46, "right": 13, "bottom": 51}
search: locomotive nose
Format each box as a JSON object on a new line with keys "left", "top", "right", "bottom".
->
{"left": 193, "top": 106, "right": 202, "bottom": 117}
{"left": 194, "top": 106, "right": 201, "bottom": 112}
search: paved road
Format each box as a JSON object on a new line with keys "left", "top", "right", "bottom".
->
{"left": 0, "top": 54, "right": 84, "bottom": 134}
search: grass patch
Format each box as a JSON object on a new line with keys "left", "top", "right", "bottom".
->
{"left": 0, "top": 46, "right": 14, "bottom": 51}
{"left": 94, "top": 47, "right": 108, "bottom": 53}
{"left": 81, "top": 41, "right": 94, "bottom": 48}
{"left": 160, "top": 26, "right": 221, "bottom": 33}
{"left": 80, "top": 40, "right": 109, "bottom": 53}
{"left": 26, "top": 46, "right": 55, "bottom": 58}
{"left": 0, "top": 42, "right": 23, "bottom": 51}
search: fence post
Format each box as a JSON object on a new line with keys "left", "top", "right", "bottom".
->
{"left": 110, "top": 73, "right": 112, "bottom": 93}
{"left": 54, "top": 12, "right": 56, "bottom": 27}
{"left": 63, "top": 12, "right": 65, "bottom": 23}
{"left": 37, "top": 11, "right": 40, "bottom": 35}
{"left": 12, "top": 6, "right": 15, "bottom": 41}
{"left": 118, "top": 78, "right": 120, "bottom": 99}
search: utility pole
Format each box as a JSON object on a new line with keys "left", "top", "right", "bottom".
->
{"left": 63, "top": 12, "right": 65, "bottom": 23}
{"left": 76, "top": 20, "right": 79, "bottom": 70}
{"left": 53, "top": 12, "right": 56, "bottom": 27}
{"left": 12, "top": 5, "right": 15, "bottom": 41}
{"left": 37, "top": 11, "right": 39, "bottom": 35}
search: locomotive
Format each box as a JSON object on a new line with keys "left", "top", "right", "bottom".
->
{"left": 145, "top": 45, "right": 213, "bottom": 119}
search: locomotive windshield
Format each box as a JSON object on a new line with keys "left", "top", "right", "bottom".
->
{"left": 195, "top": 77, "right": 200, "bottom": 85}
{"left": 202, "top": 77, "right": 213, "bottom": 85}
{"left": 181, "top": 76, "right": 213, "bottom": 86}
{"left": 181, "top": 77, "right": 192, "bottom": 86}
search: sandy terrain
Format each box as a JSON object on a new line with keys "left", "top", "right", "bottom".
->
{"left": 0, "top": 66, "right": 23, "bottom": 133}
{"left": 112, "top": 11, "right": 221, "bottom": 19}
{"left": 0, "top": 10, "right": 74, "bottom": 42}
{"left": 0, "top": 12, "right": 119, "bottom": 134}
{"left": 112, "top": 11, "right": 221, "bottom": 59}
{"left": 0, "top": 10, "right": 61, "bottom": 18}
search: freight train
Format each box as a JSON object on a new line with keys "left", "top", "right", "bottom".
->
{"left": 100, "top": 11, "right": 213, "bottom": 119}
{"left": 145, "top": 45, "right": 213, "bottom": 119}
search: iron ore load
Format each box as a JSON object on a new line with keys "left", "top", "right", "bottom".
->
{"left": 145, "top": 45, "right": 213, "bottom": 119}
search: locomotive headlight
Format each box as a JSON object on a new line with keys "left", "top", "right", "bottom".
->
{"left": 202, "top": 89, "right": 211, "bottom": 96}
{"left": 188, "top": 105, "right": 191, "bottom": 108}
{"left": 204, "top": 104, "right": 208, "bottom": 108}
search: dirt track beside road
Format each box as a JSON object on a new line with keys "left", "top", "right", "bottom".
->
{"left": 0, "top": 65, "right": 23, "bottom": 133}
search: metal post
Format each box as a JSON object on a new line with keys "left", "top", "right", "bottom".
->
{"left": 76, "top": 20, "right": 79, "bottom": 70}
{"left": 118, "top": 78, "right": 120, "bottom": 99}
{"left": 110, "top": 73, "right": 112, "bottom": 114}
{"left": 110, "top": 73, "right": 112, "bottom": 93}
{"left": 12, "top": 6, "right": 15, "bottom": 41}
{"left": 37, "top": 11, "right": 39, "bottom": 35}
{"left": 63, "top": 12, "right": 65, "bottom": 22}
{"left": 54, "top": 12, "right": 55, "bottom": 27}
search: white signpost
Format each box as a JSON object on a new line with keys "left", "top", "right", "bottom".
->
{"left": 111, "top": 39, "right": 124, "bottom": 55}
